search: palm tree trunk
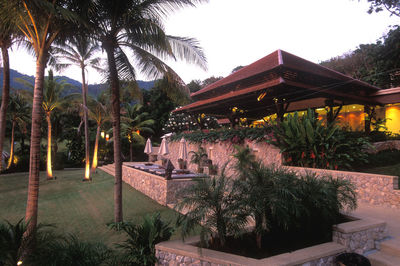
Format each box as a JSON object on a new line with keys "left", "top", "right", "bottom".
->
{"left": 26, "top": 53, "right": 46, "bottom": 234}
{"left": 91, "top": 124, "right": 100, "bottom": 172}
{"left": 46, "top": 113, "right": 53, "bottom": 179}
{"left": 81, "top": 66, "right": 90, "bottom": 180}
{"left": 130, "top": 141, "right": 133, "bottom": 162}
{"left": 105, "top": 45, "right": 123, "bottom": 223}
{"left": 6, "top": 120, "right": 15, "bottom": 169}
{"left": 0, "top": 46, "right": 10, "bottom": 171}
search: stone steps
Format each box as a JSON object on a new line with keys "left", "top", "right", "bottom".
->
{"left": 381, "top": 239, "right": 400, "bottom": 257}
{"left": 368, "top": 238, "right": 400, "bottom": 266}
{"left": 369, "top": 250, "right": 400, "bottom": 266}
{"left": 99, "top": 164, "right": 115, "bottom": 176}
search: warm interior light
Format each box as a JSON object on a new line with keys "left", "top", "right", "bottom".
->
{"left": 257, "top": 91, "right": 266, "bottom": 101}
{"left": 101, "top": 131, "right": 105, "bottom": 138}
{"left": 17, "top": 261, "right": 22, "bottom": 265}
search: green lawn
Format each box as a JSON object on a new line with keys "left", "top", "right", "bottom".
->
{"left": 0, "top": 169, "right": 179, "bottom": 246}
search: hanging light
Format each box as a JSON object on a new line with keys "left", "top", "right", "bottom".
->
{"left": 106, "top": 134, "right": 110, "bottom": 141}
{"left": 101, "top": 131, "right": 105, "bottom": 138}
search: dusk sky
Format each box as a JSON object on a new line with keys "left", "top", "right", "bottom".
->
{"left": 7, "top": 0, "right": 400, "bottom": 85}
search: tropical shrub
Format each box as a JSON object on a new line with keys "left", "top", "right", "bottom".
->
{"left": 175, "top": 168, "right": 247, "bottom": 248}
{"left": 111, "top": 212, "right": 174, "bottom": 266}
{"left": 233, "top": 146, "right": 298, "bottom": 249}
{"left": 233, "top": 147, "right": 357, "bottom": 249}
{"left": 189, "top": 146, "right": 208, "bottom": 173}
{"left": 270, "top": 109, "right": 370, "bottom": 169}
{"left": 29, "top": 235, "right": 112, "bottom": 266}
{"left": 171, "top": 127, "right": 273, "bottom": 144}
{"left": 0, "top": 219, "right": 61, "bottom": 266}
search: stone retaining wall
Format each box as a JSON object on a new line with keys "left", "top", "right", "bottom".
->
{"left": 155, "top": 216, "right": 387, "bottom": 266}
{"left": 166, "top": 139, "right": 400, "bottom": 208}
{"left": 165, "top": 139, "right": 282, "bottom": 177}
{"left": 332, "top": 217, "right": 388, "bottom": 254}
{"left": 367, "top": 140, "right": 400, "bottom": 154}
{"left": 287, "top": 166, "right": 400, "bottom": 208}
{"left": 122, "top": 163, "right": 197, "bottom": 206}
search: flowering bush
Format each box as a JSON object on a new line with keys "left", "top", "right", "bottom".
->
{"left": 270, "top": 109, "right": 371, "bottom": 169}
{"left": 162, "top": 112, "right": 220, "bottom": 133}
{"left": 171, "top": 127, "right": 273, "bottom": 144}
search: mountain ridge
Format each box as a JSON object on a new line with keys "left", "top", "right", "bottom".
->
{"left": 0, "top": 68, "right": 155, "bottom": 97}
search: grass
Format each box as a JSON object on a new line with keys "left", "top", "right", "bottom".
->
{"left": 0, "top": 169, "right": 179, "bottom": 246}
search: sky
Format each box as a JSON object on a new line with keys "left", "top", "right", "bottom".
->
{"left": 7, "top": 0, "right": 400, "bottom": 85}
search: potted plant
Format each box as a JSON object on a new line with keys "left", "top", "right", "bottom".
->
{"left": 189, "top": 146, "right": 208, "bottom": 173}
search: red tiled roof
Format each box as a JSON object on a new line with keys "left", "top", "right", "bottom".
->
{"left": 191, "top": 50, "right": 280, "bottom": 98}
{"left": 191, "top": 49, "right": 380, "bottom": 100}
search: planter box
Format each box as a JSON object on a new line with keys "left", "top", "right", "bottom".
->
{"left": 156, "top": 215, "right": 387, "bottom": 266}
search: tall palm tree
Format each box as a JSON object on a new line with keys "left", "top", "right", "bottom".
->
{"left": 42, "top": 69, "right": 68, "bottom": 179}
{"left": 90, "top": 0, "right": 207, "bottom": 222}
{"left": 52, "top": 35, "right": 102, "bottom": 180}
{"left": 88, "top": 97, "right": 109, "bottom": 172}
{"left": 2, "top": 0, "right": 89, "bottom": 234}
{"left": 6, "top": 92, "right": 30, "bottom": 169}
{"left": 121, "top": 103, "right": 155, "bottom": 161}
{"left": 0, "top": 4, "right": 18, "bottom": 171}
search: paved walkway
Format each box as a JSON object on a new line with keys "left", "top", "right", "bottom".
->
{"left": 351, "top": 202, "right": 400, "bottom": 237}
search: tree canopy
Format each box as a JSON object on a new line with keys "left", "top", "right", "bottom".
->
{"left": 320, "top": 25, "right": 400, "bottom": 88}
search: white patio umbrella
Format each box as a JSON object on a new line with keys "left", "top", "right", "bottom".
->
{"left": 178, "top": 138, "right": 188, "bottom": 161}
{"left": 159, "top": 138, "right": 169, "bottom": 156}
{"left": 144, "top": 138, "right": 153, "bottom": 154}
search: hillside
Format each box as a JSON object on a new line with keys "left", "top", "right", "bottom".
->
{"left": 0, "top": 68, "right": 155, "bottom": 97}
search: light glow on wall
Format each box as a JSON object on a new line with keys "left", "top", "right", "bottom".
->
{"left": 386, "top": 106, "right": 400, "bottom": 134}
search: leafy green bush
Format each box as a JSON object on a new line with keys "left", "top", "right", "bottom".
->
{"left": 233, "top": 146, "right": 357, "bottom": 249}
{"left": 176, "top": 168, "right": 247, "bottom": 248}
{"left": 270, "top": 109, "right": 370, "bottom": 169}
{"left": 110, "top": 212, "right": 174, "bottom": 266}
{"left": 171, "top": 127, "right": 273, "bottom": 144}
{"left": 362, "top": 149, "right": 400, "bottom": 168}
{"left": 163, "top": 112, "right": 220, "bottom": 133}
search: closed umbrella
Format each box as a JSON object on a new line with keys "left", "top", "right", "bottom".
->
{"left": 178, "top": 138, "right": 188, "bottom": 161}
{"left": 159, "top": 138, "right": 169, "bottom": 156}
{"left": 144, "top": 138, "right": 153, "bottom": 154}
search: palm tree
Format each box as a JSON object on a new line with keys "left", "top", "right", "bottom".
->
{"left": 2, "top": 0, "right": 88, "bottom": 234}
{"left": 0, "top": 4, "right": 18, "bottom": 171}
{"left": 175, "top": 168, "right": 247, "bottom": 248}
{"left": 121, "top": 104, "right": 155, "bottom": 161}
{"left": 52, "top": 35, "right": 102, "bottom": 180}
{"left": 88, "top": 97, "right": 109, "bottom": 172}
{"left": 6, "top": 92, "right": 30, "bottom": 169}
{"left": 42, "top": 69, "right": 69, "bottom": 179}
{"left": 90, "top": 0, "right": 207, "bottom": 222}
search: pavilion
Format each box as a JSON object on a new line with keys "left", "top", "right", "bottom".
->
{"left": 175, "top": 50, "right": 400, "bottom": 133}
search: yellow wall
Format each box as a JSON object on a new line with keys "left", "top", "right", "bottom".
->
{"left": 385, "top": 105, "right": 400, "bottom": 134}
{"left": 252, "top": 104, "right": 400, "bottom": 134}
